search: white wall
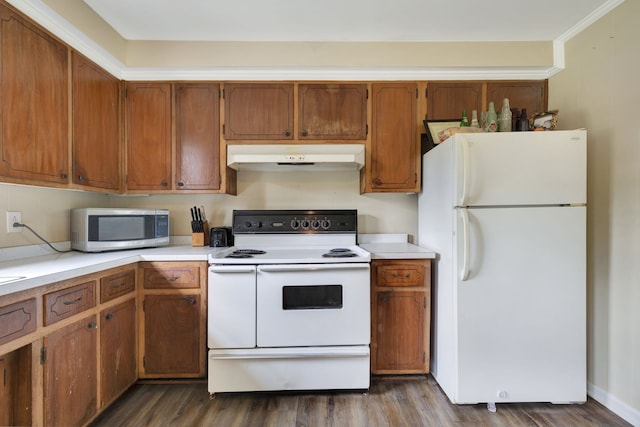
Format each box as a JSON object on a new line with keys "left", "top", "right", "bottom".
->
{"left": 549, "top": 0, "right": 639, "bottom": 423}
{"left": 0, "top": 172, "right": 418, "bottom": 250}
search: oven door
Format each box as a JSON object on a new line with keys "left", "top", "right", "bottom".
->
{"left": 256, "top": 263, "right": 370, "bottom": 347}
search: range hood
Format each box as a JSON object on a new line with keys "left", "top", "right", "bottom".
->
{"left": 227, "top": 144, "right": 365, "bottom": 172}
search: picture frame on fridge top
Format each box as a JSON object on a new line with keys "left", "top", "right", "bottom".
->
{"left": 424, "top": 119, "right": 460, "bottom": 147}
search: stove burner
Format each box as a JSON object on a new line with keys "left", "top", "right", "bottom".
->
{"left": 322, "top": 248, "right": 358, "bottom": 258}
{"left": 225, "top": 249, "right": 267, "bottom": 259}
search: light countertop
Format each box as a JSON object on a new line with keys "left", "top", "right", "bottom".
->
{"left": 1, "top": 234, "right": 437, "bottom": 297}
{"left": 358, "top": 234, "right": 437, "bottom": 260}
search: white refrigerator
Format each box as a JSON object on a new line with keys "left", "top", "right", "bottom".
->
{"left": 418, "top": 129, "right": 587, "bottom": 406}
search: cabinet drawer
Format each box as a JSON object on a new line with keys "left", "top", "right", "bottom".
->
{"left": 0, "top": 298, "right": 37, "bottom": 345}
{"left": 375, "top": 263, "right": 427, "bottom": 287}
{"left": 100, "top": 269, "right": 135, "bottom": 303}
{"left": 142, "top": 266, "right": 200, "bottom": 289}
{"left": 44, "top": 281, "right": 96, "bottom": 326}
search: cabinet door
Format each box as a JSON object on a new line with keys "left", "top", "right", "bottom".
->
{"left": 426, "top": 81, "right": 483, "bottom": 120}
{"left": 72, "top": 52, "right": 121, "bottom": 191}
{"left": 0, "top": 346, "right": 31, "bottom": 426}
{"left": 175, "top": 83, "right": 221, "bottom": 190}
{"left": 373, "top": 291, "right": 426, "bottom": 373}
{"left": 486, "top": 80, "right": 547, "bottom": 117}
{"left": 369, "top": 83, "right": 418, "bottom": 192}
{"left": 298, "top": 84, "right": 367, "bottom": 140}
{"left": 223, "top": 83, "right": 294, "bottom": 140}
{"left": 100, "top": 298, "right": 136, "bottom": 407}
{"left": 125, "top": 82, "right": 172, "bottom": 191}
{"left": 142, "top": 294, "right": 204, "bottom": 377}
{"left": 44, "top": 315, "right": 97, "bottom": 427}
{"left": 0, "top": 4, "right": 69, "bottom": 184}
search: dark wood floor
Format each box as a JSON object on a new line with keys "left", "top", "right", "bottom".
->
{"left": 90, "top": 376, "right": 631, "bottom": 427}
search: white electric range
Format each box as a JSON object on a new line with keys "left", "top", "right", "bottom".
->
{"left": 207, "top": 209, "right": 371, "bottom": 395}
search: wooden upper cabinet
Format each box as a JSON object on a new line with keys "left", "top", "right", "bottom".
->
{"left": 72, "top": 52, "right": 121, "bottom": 191}
{"left": 223, "top": 83, "right": 294, "bottom": 140}
{"left": 175, "top": 83, "right": 221, "bottom": 191}
{"left": 298, "top": 84, "right": 367, "bottom": 140}
{"left": 125, "top": 82, "right": 172, "bottom": 191}
{"left": 368, "top": 83, "right": 419, "bottom": 193}
{"left": 486, "top": 81, "right": 548, "bottom": 117}
{"left": 0, "top": 3, "right": 69, "bottom": 184}
{"left": 426, "top": 81, "right": 483, "bottom": 120}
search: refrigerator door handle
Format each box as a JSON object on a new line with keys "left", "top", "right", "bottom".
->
{"left": 457, "top": 136, "right": 471, "bottom": 207}
{"left": 460, "top": 208, "right": 471, "bottom": 281}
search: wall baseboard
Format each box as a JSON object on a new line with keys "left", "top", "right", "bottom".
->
{"left": 588, "top": 383, "right": 640, "bottom": 426}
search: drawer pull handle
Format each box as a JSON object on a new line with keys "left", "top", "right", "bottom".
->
{"left": 62, "top": 296, "right": 83, "bottom": 305}
{"left": 163, "top": 275, "right": 180, "bottom": 282}
{"left": 392, "top": 273, "right": 411, "bottom": 279}
{"left": 110, "top": 281, "right": 126, "bottom": 289}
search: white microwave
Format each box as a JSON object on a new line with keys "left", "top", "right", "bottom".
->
{"left": 71, "top": 208, "right": 170, "bottom": 252}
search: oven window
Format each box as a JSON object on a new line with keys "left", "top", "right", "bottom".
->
{"left": 282, "top": 285, "right": 343, "bottom": 310}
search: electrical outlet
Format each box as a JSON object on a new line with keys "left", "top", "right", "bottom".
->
{"left": 6, "top": 211, "right": 22, "bottom": 233}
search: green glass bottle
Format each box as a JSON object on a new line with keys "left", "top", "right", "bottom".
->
{"left": 460, "top": 109, "right": 470, "bottom": 127}
{"left": 486, "top": 102, "right": 498, "bottom": 132}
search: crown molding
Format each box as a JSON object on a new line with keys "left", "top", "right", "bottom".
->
{"left": 6, "top": 0, "right": 625, "bottom": 82}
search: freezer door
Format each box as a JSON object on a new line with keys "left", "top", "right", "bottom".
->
{"left": 453, "top": 206, "right": 586, "bottom": 404}
{"left": 454, "top": 129, "right": 586, "bottom": 207}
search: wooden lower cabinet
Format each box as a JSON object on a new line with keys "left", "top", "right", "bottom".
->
{"left": 371, "top": 259, "right": 431, "bottom": 374}
{"left": 44, "top": 315, "right": 98, "bottom": 427}
{"left": 138, "top": 262, "right": 207, "bottom": 378}
{"left": 100, "top": 298, "right": 137, "bottom": 407}
{"left": 0, "top": 345, "right": 31, "bottom": 426}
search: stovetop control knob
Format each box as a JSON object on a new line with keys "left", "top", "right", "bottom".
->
{"left": 321, "top": 219, "right": 331, "bottom": 230}
{"left": 301, "top": 219, "right": 310, "bottom": 229}
{"left": 311, "top": 219, "right": 320, "bottom": 229}
{"left": 244, "top": 221, "right": 253, "bottom": 229}
{"left": 290, "top": 219, "right": 300, "bottom": 230}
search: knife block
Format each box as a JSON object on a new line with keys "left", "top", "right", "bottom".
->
{"left": 191, "top": 221, "right": 209, "bottom": 247}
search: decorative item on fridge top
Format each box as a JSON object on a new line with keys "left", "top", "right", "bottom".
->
{"left": 459, "top": 109, "right": 470, "bottom": 127}
{"left": 485, "top": 102, "right": 498, "bottom": 132}
{"left": 424, "top": 119, "right": 484, "bottom": 146}
{"left": 531, "top": 110, "right": 559, "bottom": 131}
{"left": 499, "top": 98, "right": 512, "bottom": 132}
{"left": 470, "top": 110, "right": 480, "bottom": 128}
{"left": 516, "top": 109, "right": 530, "bottom": 131}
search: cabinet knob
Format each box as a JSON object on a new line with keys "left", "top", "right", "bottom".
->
{"left": 88, "top": 321, "right": 98, "bottom": 329}
{"left": 161, "top": 181, "right": 168, "bottom": 187}
{"left": 374, "top": 178, "right": 382, "bottom": 186}
{"left": 187, "top": 297, "right": 196, "bottom": 305}
{"left": 301, "top": 130, "right": 308, "bottom": 137}
{"left": 106, "top": 313, "right": 113, "bottom": 320}
{"left": 284, "top": 131, "right": 291, "bottom": 137}
{"left": 61, "top": 173, "right": 68, "bottom": 179}
{"left": 78, "top": 175, "right": 85, "bottom": 181}
{"left": 177, "top": 181, "right": 185, "bottom": 187}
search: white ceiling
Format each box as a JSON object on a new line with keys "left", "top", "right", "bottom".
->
{"left": 83, "top": 0, "right": 615, "bottom": 42}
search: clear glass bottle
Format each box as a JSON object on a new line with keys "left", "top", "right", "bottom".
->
{"left": 499, "top": 98, "right": 512, "bottom": 132}
{"left": 459, "top": 109, "right": 470, "bottom": 127}
{"left": 486, "top": 102, "right": 498, "bottom": 132}
{"left": 470, "top": 110, "right": 480, "bottom": 128}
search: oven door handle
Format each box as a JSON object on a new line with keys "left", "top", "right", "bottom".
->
{"left": 209, "top": 265, "right": 256, "bottom": 273}
{"left": 258, "top": 263, "right": 370, "bottom": 273}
